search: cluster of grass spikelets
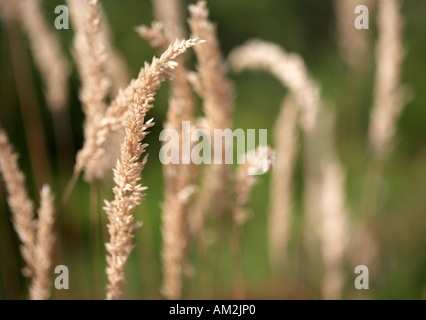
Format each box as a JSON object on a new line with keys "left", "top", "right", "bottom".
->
{"left": 0, "top": 0, "right": 408, "bottom": 300}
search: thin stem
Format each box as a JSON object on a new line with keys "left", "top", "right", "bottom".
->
{"left": 52, "top": 109, "right": 75, "bottom": 186}
{"left": 231, "top": 224, "right": 246, "bottom": 300}
{"left": 360, "top": 158, "right": 384, "bottom": 221}
{"left": 61, "top": 171, "right": 79, "bottom": 208}
{"left": 90, "top": 183, "right": 100, "bottom": 299}
{"left": 355, "top": 158, "right": 383, "bottom": 263}
{"left": 5, "top": 21, "right": 52, "bottom": 189}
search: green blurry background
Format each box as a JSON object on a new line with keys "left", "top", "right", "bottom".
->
{"left": 0, "top": 0, "right": 425, "bottom": 299}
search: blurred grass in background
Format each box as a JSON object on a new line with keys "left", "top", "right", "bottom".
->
{"left": 0, "top": 0, "right": 425, "bottom": 299}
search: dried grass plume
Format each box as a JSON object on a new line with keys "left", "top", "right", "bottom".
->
{"left": 369, "top": 0, "right": 407, "bottom": 160}
{"left": 0, "top": 127, "right": 55, "bottom": 300}
{"left": 18, "top": 0, "right": 70, "bottom": 112}
{"left": 188, "top": 0, "right": 234, "bottom": 237}
{"left": 268, "top": 95, "right": 299, "bottom": 272}
{"left": 104, "top": 39, "right": 203, "bottom": 300}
